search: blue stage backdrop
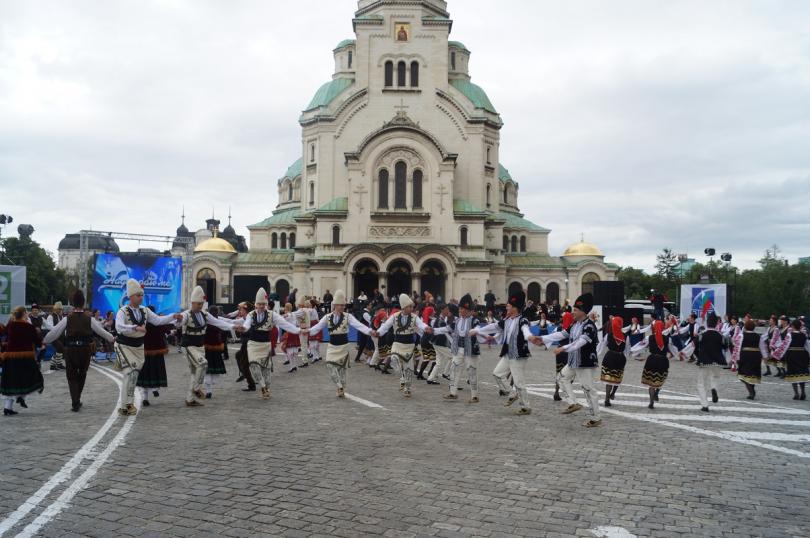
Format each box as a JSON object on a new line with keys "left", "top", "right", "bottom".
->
{"left": 91, "top": 254, "right": 183, "bottom": 315}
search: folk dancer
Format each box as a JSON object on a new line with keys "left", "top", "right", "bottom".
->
{"left": 308, "top": 290, "right": 375, "bottom": 397}
{"left": 230, "top": 302, "right": 256, "bottom": 391}
{"left": 630, "top": 320, "right": 677, "bottom": 408}
{"left": 2, "top": 306, "right": 45, "bottom": 416}
{"left": 694, "top": 313, "right": 727, "bottom": 412}
{"left": 436, "top": 294, "right": 485, "bottom": 403}
{"left": 761, "top": 315, "right": 778, "bottom": 376}
{"left": 598, "top": 316, "right": 629, "bottom": 407}
{"left": 375, "top": 294, "right": 432, "bottom": 398}
{"left": 114, "top": 279, "right": 180, "bottom": 416}
{"left": 43, "top": 291, "right": 114, "bottom": 411}
{"left": 775, "top": 320, "right": 810, "bottom": 400}
{"left": 369, "top": 303, "right": 393, "bottom": 374}
{"left": 239, "top": 288, "right": 301, "bottom": 400}
{"left": 473, "top": 291, "right": 538, "bottom": 415}
{"left": 546, "top": 312, "right": 574, "bottom": 401}
{"left": 769, "top": 315, "right": 791, "bottom": 378}
{"left": 137, "top": 306, "right": 171, "bottom": 406}
{"left": 425, "top": 303, "right": 456, "bottom": 386}
{"left": 203, "top": 306, "right": 230, "bottom": 399}
{"left": 42, "top": 301, "right": 66, "bottom": 371}
{"left": 734, "top": 319, "right": 763, "bottom": 399}
{"left": 542, "top": 293, "right": 602, "bottom": 427}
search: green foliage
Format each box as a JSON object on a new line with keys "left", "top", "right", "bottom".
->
{"left": 655, "top": 248, "right": 680, "bottom": 281}
{"left": 1, "top": 237, "right": 67, "bottom": 304}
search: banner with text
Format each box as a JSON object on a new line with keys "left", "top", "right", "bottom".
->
{"left": 679, "top": 284, "right": 727, "bottom": 323}
{"left": 91, "top": 254, "right": 183, "bottom": 315}
{"left": 0, "top": 265, "right": 26, "bottom": 324}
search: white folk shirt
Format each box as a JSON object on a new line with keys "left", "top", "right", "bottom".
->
{"left": 308, "top": 312, "right": 373, "bottom": 336}
{"left": 115, "top": 307, "right": 176, "bottom": 339}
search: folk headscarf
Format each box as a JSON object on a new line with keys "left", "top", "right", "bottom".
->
{"left": 611, "top": 316, "right": 625, "bottom": 344}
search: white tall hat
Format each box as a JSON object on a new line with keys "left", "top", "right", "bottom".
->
{"left": 332, "top": 289, "right": 346, "bottom": 305}
{"left": 190, "top": 285, "right": 206, "bottom": 304}
{"left": 399, "top": 293, "right": 413, "bottom": 309}
{"left": 255, "top": 287, "right": 269, "bottom": 305}
{"left": 126, "top": 279, "right": 143, "bottom": 298}
{"left": 53, "top": 301, "right": 63, "bottom": 310}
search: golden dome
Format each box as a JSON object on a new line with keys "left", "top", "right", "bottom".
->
{"left": 563, "top": 241, "right": 604, "bottom": 257}
{"left": 194, "top": 237, "right": 237, "bottom": 254}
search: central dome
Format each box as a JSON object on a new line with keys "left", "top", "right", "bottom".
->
{"left": 563, "top": 241, "right": 603, "bottom": 257}
{"left": 194, "top": 237, "right": 237, "bottom": 254}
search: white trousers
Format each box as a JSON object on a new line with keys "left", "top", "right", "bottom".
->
{"left": 450, "top": 354, "right": 479, "bottom": 398}
{"left": 428, "top": 346, "right": 452, "bottom": 382}
{"left": 327, "top": 363, "right": 348, "bottom": 389}
{"left": 493, "top": 357, "right": 530, "bottom": 409}
{"left": 185, "top": 347, "right": 208, "bottom": 402}
{"left": 559, "top": 365, "right": 600, "bottom": 418}
{"left": 120, "top": 367, "right": 140, "bottom": 407}
{"left": 697, "top": 365, "right": 721, "bottom": 407}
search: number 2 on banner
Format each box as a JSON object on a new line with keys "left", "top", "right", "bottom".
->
{"left": 0, "top": 272, "right": 10, "bottom": 315}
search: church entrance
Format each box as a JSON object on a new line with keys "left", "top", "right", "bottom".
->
{"left": 274, "top": 279, "right": 290, "bottom": 304}
{"left": 196, "top": 268, "right": 217, "bottom": 304}
{"left": 387, "top": 259, "right": 412, "bottom": 299}
{"left": 353, "top": 259, "right": 379, "bottom": 300}
{"left": 420, "top": 260, "right": 446, "bottom": 301}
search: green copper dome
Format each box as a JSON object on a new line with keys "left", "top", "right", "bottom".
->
{"left": 303, "top": 78, "right": 354, "bottom": 112}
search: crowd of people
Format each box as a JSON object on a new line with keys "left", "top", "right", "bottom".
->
{"left": 1, "top": 280, "right": 808, "bottom": 429}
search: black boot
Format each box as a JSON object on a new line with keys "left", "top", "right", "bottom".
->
{"left": 793, "top": 383, "right": 801, "bottom": 400}
{"left": 744, "top": 382, "right": 755, "bottom": 400}
{"left": 553, "top": 383, "right": 562, "bottom": 401}
{"left": 604, "top": 388, "right": 612, "bottom": 407}
{"left": 654, "top": 389, "right": 660, "bottom": 402}
{"left": 648, "top": 388, "right": 655, "bottom": 409}
{"left": 801, "top": 383, "right": 807, "bottom": 401}
{"left": 16, "top": 397, "right": 27, "bottom": 409}
{"left": 4, "top": 408, "right": 18, "bottom": 416}
{"left": 611, "top": 385, "right": 619, "bottom": 400}
{"left": 711, "top": 388, "right": 719, "bottom": 403}
{"left": 763, "top": 365, "right": 772, "bottom": 376}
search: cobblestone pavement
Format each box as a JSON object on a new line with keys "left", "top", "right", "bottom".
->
{"left": 2, "top": 345, "right": 809, "bottom": 537}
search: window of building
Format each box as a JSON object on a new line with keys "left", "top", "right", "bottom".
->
{"left": 332, "top": 225, "right": 340, "bottom": 246}
{"left": 412, "top": 169, "right": 423, "bottom": 209}
{"left": 451, "top": 51, "right": 456, "bottom": 70}
{"left": 378, "top": 169, "right": 389, "bottom": 208}
{"left": 397, "top": 61, "right": 406, "bottom": 87}
{"left": 410, "top": 61, "right": 419, "bottom": 87}
{"left": 289, "top": 233, "right": 296, "bottom": 249}
{"left": 271, "top": 232, "right": 278, "bottom": 249}
{"left": 486, "top": 146, "right": 491, "bottom": 164}
{"left": 520, "top": 236, "right": 527, "bottom": 252}
{"left": 281, "top": 233, "right": 287, "bottom": 250}
{"left": 310, "top": 144, "right": 315, "bottom": 162}
{"left": 511, "top": 235, "right": 517, "bottom": 252}
{"left": 309, "top": 182, "right": 314, "bottom": 206}
{"left": 348, "top": 50, "right": 353, "bottom": 69}
{"left": 460, "top": 226, "right": 468, "bottom": 247}
{"left": 288, "top": 183, "right": 293, "bottom": 201}
{"left": 503, "top": 235, "right": 508, "bottom": 251}
{"left": 503, "top": 186, "right": 508, "bottom": 204}
{"left": 384, "top": 61, "right": 393, "bottom": 87}
{"left": 486, "top": 184, "right": 491, "bottom": 207}
{"left": 394, "top": 161, "right": 407, "bottom": 208}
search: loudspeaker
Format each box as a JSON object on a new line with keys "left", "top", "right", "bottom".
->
{"left": 593, "top": 281, "right": 625, "bottom": 308}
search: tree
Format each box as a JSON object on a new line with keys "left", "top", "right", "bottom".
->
{"left": 1, "top": 236, "right": 67, "bottom": 304}
{"left": 655, "top": 248, "right": 680, "bottom": 282}
{"left": 616, "top": 266, "right": 651, "bottom": 300}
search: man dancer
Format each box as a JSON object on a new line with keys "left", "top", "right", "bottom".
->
{"left": 426, "top": 302, "right": 456, "bottom": 386}
{"left": 43, "top": 291, "right": 115, "bottom": 411}
{"left": 43, "top": 301, "right": 66, "bottom": 371}
{"left": 114, "top": 279, "right": 180, "bottom": 416}
{"left": 473, "top": 290, "right": 538, "bottom": 415}
{"left": 376, "top": 294, "right": 432, "bottom": 398}
{"left": 695, "top": 313, "right": 727, "bottom": 412}
{"left": 761, "top": 315, "right": 778, "bottom": 377}
{"left": 542, "top": 293, "right": 602, "bottom": 427}
{"left": 308, "top": 290, "right": 375, "bottom": 397}
{"left": 436, "top": 294, "right": 484, "bottom": 404}
{"left": 239, "top": 288, "right": 301, "bottom": 400}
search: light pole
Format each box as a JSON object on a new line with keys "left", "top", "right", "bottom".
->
{"left": 721, "top": 252, "right": 734, "bottom": 314}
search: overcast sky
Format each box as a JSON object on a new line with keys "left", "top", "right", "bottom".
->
{"left": 1, "top": 0, "right": 809, "bottom": 271}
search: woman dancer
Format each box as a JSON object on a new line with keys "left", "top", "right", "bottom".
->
{"left": 599, "top": 316, "right": 628, "bottom": 407}
{"left": 1, "top": 306, "right": 44, "bottom": 416}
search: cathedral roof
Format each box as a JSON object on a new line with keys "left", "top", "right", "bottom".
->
{"left": 563, "top": 241, "right": 604, "bottom": 257}
{"left": 315, "top": 197, "right": 349, "bottom": 213}
{"left": 497, "top": 211, "right": 550, "bottom": 232}
{"left": 450, "top": 79, "right": 498, "bottom": 115}
{"left": 448, "top": 41, "right": 470, "bottom": 52}
{"left": 498, "top": 164, "right": 514, "bottom": 184}
{"left": 334, "top": 39, "right": 356, "bottom": 51}
{"left": 249, "top": 207, "right": 304, "bottom": 228}
{"left": 303, "top": 78, "right": 354, "bottom": 113}
{"left": 277, "top": 158, "right": 303, "bottom": 185}
{"left": 58, "top": 234, "right": 120, "bottom": 252}
{"left": 194, "top": 237, "right": 237, "bottom": 255}
{"left": 236, "top": 251, "right": 295, "bottom": 265}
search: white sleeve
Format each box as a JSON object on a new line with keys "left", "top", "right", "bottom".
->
{"left": 146, "top": 309, "right": 177, "bottom": 326}
{"left": 541, "top": 330, "right": 569, "bottom": 346}
{"left": 42, "top": 316, "right": 55, "bottom": 330}
{"left": 90, "top": 318, "right": 116, "bottom": 343}
{"left": 308, "top": 315, "right": 328, "bottom": 335}
{"left": 376, "top": 315, "right": 395, "bottom": 336}
{"left": 115, "top": 309, "right": 137, "bottom": 333}
{"left": 596, "top": 334, "right": 607, "bottom": 357}
{"left": 414, "top": 316, "right": 429, "bottom": 335}
{"left": 272, "top": 312, "right": 300, "bottom": 334}
{"left": 206, "top": 313, "right": 238, "bottom": 331}
{"left": 42, "top": 317, "right": 68, "bottom": 344}
{"left": 521, "top": 323, "right": 534, "bottom": 340}
{"left": 348, "top": 314, "right": 373, "bottom": 336}
{"left": 630, "top": 338, "right": 649, "bottom": 356}
{"left": 475, "top": 322, "right": 501, "bottom": 336}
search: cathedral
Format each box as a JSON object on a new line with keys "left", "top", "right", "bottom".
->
{"left": 60, "top": 0, "right": 617, "bottom": 307}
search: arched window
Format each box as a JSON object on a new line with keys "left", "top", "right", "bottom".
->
{"left": 280, "top": 233, "right": 287, "bottom": 250}
{"left": 289, "top": 233, "right": 296, "bottom": 249}
{"left": 511, "top": 235, "right": 517, "bottom": 252}
{"left": 332, "top": 225, "right": 340, "bottom": 246}
{"left": 288, "top": 183, "right": 293, "bottom": 201}
{"left": 348, "top": 50, "right": 353, "bottom": 69}
{"left": 412, "top": 169, "right": 423, "bottom": 209}
{"left": 410, "top": 61, "right": 419, "bottom": 87}
{"left": 460, "top": 226, "right": 468, "bottom": 247}
{"left": 486, "top": 184, "right": 491, "bottom": 207}
{"left": 528, "top": 282, "right": 541, "bottom": 303}
{"left": 378, "top": 169, "right": 389, "bottom": 209}
{"left": 503, "top": 235, "right": 508, "bottom": 251}
{"left": 520, "top": 236, "right": 527, "bottom": 252}
{"left": 271, "top": 232, "right": 278, "bottom": 249}
{"left": 503, "top": 186, "right": 508, "bottom": 204}
{"left": 384, "top": 61, "right": 393, "bottom": 87}
{"left": 309, "top": 182, "right": 315, "bottom": 206}
{"left": 310, "top": 144, "right": 315, "bottom": 163}
{"left": 486, "top": 146, "right": 491, "bottom": 164}
{"left": 451, "top": 52, "right": 456, "bottom": 71}
{"left": 397, "top": 61, "right": 406, "bottom": 87}
{"left": 394, "top": 161, "right": 407, "bottom": 209}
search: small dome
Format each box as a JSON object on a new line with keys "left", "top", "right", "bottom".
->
{"left": 176, "top": 223, "right": 189, "bottom": 235}
{"left": 221, "top": 224, "right": 236, "bottom": 237}
{"left": 563, "top": 241, "right": 603, "bottom": 257}
{"left": 194, "top": 237, "right": 237, "bottom": 254}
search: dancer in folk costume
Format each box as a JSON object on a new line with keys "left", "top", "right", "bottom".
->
{"left": 239, "top": 288, "right": 301, "bottom": 400}
{"left": 43, "top": 291, "right": 115, "bottom": 412}
{"left": 307, "top": 290, "right": 375, "bottom": 397}
{"left": 542, "top": 293, "right": 602, "bottom": 427}
{"left": 776, "top": 319, "right": 810, "bottom": 400}
{"left": 694, "top": 313, "right": 727, "bottom": 412}
{"left": 545, "top": 312, "right": 575, "bottom": 401}
{"left": 435, "top": 294, "right": 485, "bottom": 404}
{"left": 369, "top": 303, "right": 393, "bottom": 374}
{"left": 176, "top": 287, "right": 241, "bottom": 407}
{"left": 734, "top": 319, "right": 763, "bottom": 399}
{"left": 137, "top": 306, "right": 171, "bottom": 406}
{"left": 416, "top": 294, "right": 437, "bottom": 380}
{"left": 769, "top": 315, "right": 791, "bottom": 378}
{"left": 630, "top": 319, "right": 676, "bottom": 408}
{"left": 473, "top": 291, "right": 539, "bottom": 414}
{"left": 722, "top": 315, "right": 741, "bottom": 371}
{"left": 426, "top": 302, "right": 456, "bottom": 386}
{"left": 306, "top": 299, "right": 323, "bottom": 364}
{"left": 376, "top": 294, "right": 432, "bottom": 398}
{"left": 203, "top": 305, "right": 231, "bottom": 399}
{"left": 354, "top": 302, "right": 373, "bottom": 363}
{"left": 678, "top": 314, "right": 700, "bottom": 362}
{"left": 761, "top": 315, "right": 778, "bottom": 376}
{"left": 293, "top": 295, "right": 313, "bottom": 368}
{"left": 598, "top": 316, "right": 629, "bottom": 407}
{"left": 42, "top": 301, "right": 66, "bottom": 371}
{"left": 114, "top": 279, "right": 181, "bottom": 416}
{"left": 281, "top": 303, "right": 302, "bottom": 373}
{"left": 1, "top": 306, "right": 45, "bottom": 416}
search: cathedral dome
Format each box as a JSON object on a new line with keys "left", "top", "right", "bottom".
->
{"left": 563, "top": 241, "right": 603, "bottom": 257}
{"left": 194, "top": 237, "right": 237, "bottom": 255}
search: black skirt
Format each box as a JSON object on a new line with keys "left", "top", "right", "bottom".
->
{"left": 600, "top": 350, "right": 627, "bottom": 385}
{"left": 205, "top": 349, "right": 227, "bottom": 375}
{"left": 137, "top": 354, "right": 168, "bottom": 388}
{"left": 0, "top": 357, "right": 44, "bottom": 396}
{"left": 784, "top": 348, "right": 810, "bottom": 383}
{"left": 737, "top": 348, "right": 762, "bottom": 385}
{"left": 641, "top": 354, "right": 669, "bottom": 388}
